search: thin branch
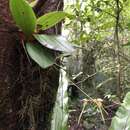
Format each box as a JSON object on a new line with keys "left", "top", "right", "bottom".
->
{"left": 114, "top": 0, "right": 122, "bottom": 100}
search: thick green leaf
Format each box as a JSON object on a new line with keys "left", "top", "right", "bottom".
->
{"left": 34, "top": 34, "right": 75, "bottom": 53}
{"left": 51, "top": 69, "right": 69, "bottom": 130}
{"left": 37, "top": 11, "right": 68, "bottom": 30}
{"left": 26, "top": 43, "right": 55, "bottom": 68}
{"left": 109, "top": 92, "right": 130, "bottom": 130}
{"left": 10, "top": 0, "right": 36, "bottom": 37}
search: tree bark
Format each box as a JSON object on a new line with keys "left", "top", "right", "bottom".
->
{"left": 81, "top": 44, "right": 96, "bottom": 98}
{"left": 0, "top": 0, "right": 63, "bottom": 130}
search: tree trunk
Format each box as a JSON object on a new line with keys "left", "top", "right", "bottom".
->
{"left": 81, "top": 43, "right": 96, "bottom": 98}
{"left": 0, "top": 0, "right": 63, "bottom": 130}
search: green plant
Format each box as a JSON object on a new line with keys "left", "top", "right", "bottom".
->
{"left": 10, "top": 0, "right": 74, "bottom": 68}
{"left": 109, "top": 92, "right": 130, "bottom": 130}
{"left": 51, "top": 68, "right": 69, "bottom": 130}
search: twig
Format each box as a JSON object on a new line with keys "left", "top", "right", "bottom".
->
{"left": 114, "top": 0, "right": 122, "bottom": 100}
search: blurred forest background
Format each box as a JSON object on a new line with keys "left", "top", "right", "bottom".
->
{"left": 61, "top": 0, "right": 130, "bottom": 130}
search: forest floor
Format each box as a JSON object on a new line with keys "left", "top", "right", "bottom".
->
{"left": 68, "top": 98, "right": 119, "bottom": 130}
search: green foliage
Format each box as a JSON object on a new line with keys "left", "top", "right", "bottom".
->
{"left": 63, "top": 0, "right": 130, "bottom": 129}
{"left": 109, "top": 92, "right": 130, "bottom": 130}
{"left": 26, "top": 43, "right": 55, "bottom": 68}
{"left": 51, "top": 106, "right": 68, "bottom": 130}
{"left": 37, "top": 11, "right": 68, "bottom": 30}
{"left": 10, "top": 0, "right": 69, "bottom": 37}
{"left": 10, "top": 0, "right": 36, "bottom": 37}
{"left": 34, "top": 34, "right": 74, "bottom": 52}
{"left": 10, "top": 0, "right": 74, "bottom": 69}
{"left": 51, "top": 68, "right": 69, "bottom": 130}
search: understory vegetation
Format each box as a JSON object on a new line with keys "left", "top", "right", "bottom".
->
{"left": 61, "top": 0, "right": 130, "bottom": 129}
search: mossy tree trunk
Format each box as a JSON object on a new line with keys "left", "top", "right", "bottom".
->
{"left": 0, "top": 0, "right": 63, "bottom": 130}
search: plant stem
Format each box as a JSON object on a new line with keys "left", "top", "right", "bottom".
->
{"left": 114, "top": 0, "right": 122, "bottom": 100}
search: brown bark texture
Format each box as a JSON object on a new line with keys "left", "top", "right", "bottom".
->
{"left": 0, "top": 0, "right": 63, "bottom": 130}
